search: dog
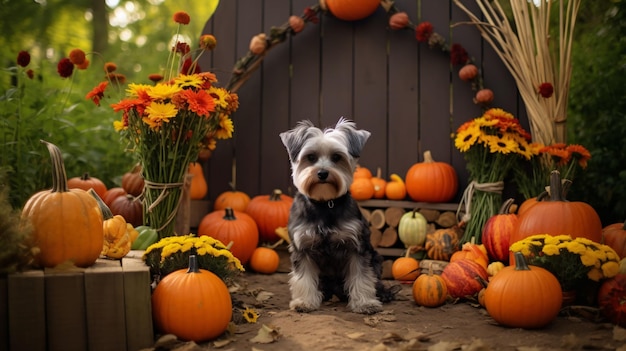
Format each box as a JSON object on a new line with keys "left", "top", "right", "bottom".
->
{"left": 279, "top": 117, "right": 396, "bottom": 314}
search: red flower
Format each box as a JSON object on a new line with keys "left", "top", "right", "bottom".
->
{"left": 69, "top": 49, "right": 86, "bottom": 65}
{"left": 17, "top": 51, "right": 30, "bottom": 67}
{"left": 104, "top": 62, "right": 117, "bottom": 73}
{"left": 57, "top": 58, "right": 74, "bottom": 78}
{"left": 107, "top": 73, "right": 127, "bottom": 85}
{"left": 86, "top": 81, "right": 109, "bottom": 106}
{"left": 180, "top": 58, "right": 201, "bottom": 75}
{"left": 148, "top": 73, "right": 164, "bottom": 83}
{"left": 415, "top": 22, "right": 433, "bottom": 42}
{"left": 26, "top": 69, "right": 34, "bottom": 79}
{"left": 173, "top": 11, "right": 190, "bottom": 25}
{"left": 303, "top": 7, "right": 319, "bottom": 24}
{"left": 173, "top": 41, "right": 190, "bottom": 55}
{"left": 538, "top": 82, "right": 554, "bottom": 98}
{"left": 450, "top": 44, "right": 468, "bottom": 66}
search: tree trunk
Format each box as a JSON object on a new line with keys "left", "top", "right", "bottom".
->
{"left": 91, "top": 0, "right": 108, "bottom": 54}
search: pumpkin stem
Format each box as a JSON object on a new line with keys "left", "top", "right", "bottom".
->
{"left": 223, "top": 207, "right": 237, "bottom": 220}
{"left": 548, "top": 170, "right": 565, "bottom": 202}
{"left": 81, "top": 172, "right": 91, "bottom": 181}
{"left": 423, "top": 150, "right": 434, "bottom": 163}
{"left": 89, "top": 188, "right": 114, "bottom": 220}
{"left": 187, "top": 253, "right": 200, "bottom": 274}
{"left": 41, "top": 140, "right": 69, "bottom": 193}
{"left": 498, "top": 198, "right": 515, "bottom": 215}
{"left": 269, "top": 189, "right": 283, "bottom": 201}
{"left": 513, "top": 251, "right": 530, "bottom": 271}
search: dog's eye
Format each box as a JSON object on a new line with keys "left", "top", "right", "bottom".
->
{"left": 331, "top": 153, "right": 342, "bottom": 163}
{"left": 306, "top": 154, "right": 318, "bottom": 163}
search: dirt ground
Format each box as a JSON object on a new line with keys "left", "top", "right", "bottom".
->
{"left": 152, "top": 249, "right": 626, "bottom": 351}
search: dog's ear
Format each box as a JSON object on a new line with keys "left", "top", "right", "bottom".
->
{"left": 280, "top": 120, "right": 316, "bottom": 162}
{"left": 335, "top": 117, "right": 371, "bottom": 158}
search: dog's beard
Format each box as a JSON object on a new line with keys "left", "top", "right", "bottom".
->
{"left": 294, "top": 167, "right": 350, "bottom": 201}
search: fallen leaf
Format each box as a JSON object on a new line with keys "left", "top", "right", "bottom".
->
{"left": 380, "top": 332, "right": 404, "bottom": 342}
{"left": 428, "top": 341, "right": 459, "bottom": 351}
{"left": 346, "top": 332, "right": 365, "bottom": 339}
{"left": 250, "top": 324, "right": 281, "bottom": 344}
{"left": 463, "top": 338, "right": 492, "bottom": 351}
{"left": 255, "top": 291, "right": 274, "bottom": 302}
{"left": 212, "top": 338, "right": 233, "bottom": 348}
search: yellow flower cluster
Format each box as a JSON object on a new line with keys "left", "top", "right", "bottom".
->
{"left": 510, "top": 234, "right": 619, "bottom": 290}
{"left": 143, "top": 234, "right": 244, "bottom": 281}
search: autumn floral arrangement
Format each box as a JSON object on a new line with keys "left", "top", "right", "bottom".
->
{"left": 513, "top": 142, "right": 591, "bottom": 200}
{"left": 454, "top": 108, "right": 533, "bottom": 244}
{"left": 143, "top": 234, "right": 244, "bottom": 282}
{"left": 87, "top": 11, "right": 239, "bottom": 239}
{"left": 510, "top": 234, "right": 619, "bottom": 291}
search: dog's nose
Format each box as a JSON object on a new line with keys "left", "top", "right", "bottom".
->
{"left": 317, "top": 169, "right": 329, "bottom": 180}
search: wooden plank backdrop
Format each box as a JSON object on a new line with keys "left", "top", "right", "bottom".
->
{"left": 198, "top": 0, "right": 528, "bottom": 204}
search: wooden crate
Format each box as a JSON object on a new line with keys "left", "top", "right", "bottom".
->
{"left": 2, "top": 255, "right": 153, "bottom": 351}
{"left": 358, "top": 199, "right": 461, "bottom": 257}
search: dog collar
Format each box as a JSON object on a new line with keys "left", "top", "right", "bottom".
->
{"left": 307, "top": 192, "right": 350, "bottom": 209}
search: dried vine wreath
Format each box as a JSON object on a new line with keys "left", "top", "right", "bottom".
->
{"left": 224, "top": 0, "right": 494, "bottom": 107}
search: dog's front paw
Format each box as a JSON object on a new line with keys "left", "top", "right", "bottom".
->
{"left": 290, "top": 298, "right": 320, "bottom": 313}
{"left": 348, "top": 299, "right": 383, "bottom": 315}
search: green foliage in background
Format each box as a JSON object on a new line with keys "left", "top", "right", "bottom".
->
{"left": 0, "top": 0, "right": 218, "bottom": 209}
{"left": 567, "top": 0, "right": 626, "bottom": 225}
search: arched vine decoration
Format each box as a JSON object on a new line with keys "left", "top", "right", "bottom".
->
{"left": 224, "top": 0, "right": 494, "bottom": 108}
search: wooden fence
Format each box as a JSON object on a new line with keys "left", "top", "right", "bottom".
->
{"left": 197, "top": 0, "right": 527, "bottom": 204}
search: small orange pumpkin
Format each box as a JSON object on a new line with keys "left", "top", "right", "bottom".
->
{"left": 214, "top": 189, "right": 251, "bottom": 212}
{"left": 602, "top": 220, "right": 626, "bottom": 259}
{"left": 102, "top": 187, "right": 127, "bottom": 207}
{"left": 425, "top": 227, "right": 460, "bottom": 261}
{"left": 353, "top": 165, "right": 373, "bottom": 179}
{"left": 188, "top": 162, "right": 208, "bottom": 200}
{"left": 412, "top": 262, "right": 447, "bottom": 307}
{"left": 152, "top": 255, "right": 232, "bottom": 341}
{"left": 198, "top": 208, "right": 259, "bottom": 265}
{"left": 370, "top": 168, "right": 387, "bottom": 199}
{"left": 245, "top": 189, "right": 294, "bottom": 243}
{"left": 441, "top": 258, "right": 488, "bottom": 298}
{"left": 392, "top": 250, "right": 420, "bottom": 282}
{"left": 67, "top": 172, "right": 108, "bottom": 199}
{"left": 481, "top": 198, "right": 518, "bottom": 264}
{"left": 405, "top": 150, "right": 458, "bottom": 203}
{"left": 324, "top": 0, "right": 380, "bottom": 21}
{"left": 249, "top": 247, "right": 280, "bottom": 274}
{"left": 449, "top": 243, "right": 489, "bottom": 269}
{"left": 385, "top": 174, "right": 407, "bottom": 200}
{"left": 121, "top": 163, "right": 145, "bottom": 197}
{"left": 350, "top": 177, "right": 375, "bottom": 201}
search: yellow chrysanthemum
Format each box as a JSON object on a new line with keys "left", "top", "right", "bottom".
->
{"left": 113, "top": 120, "right": 126, "bottom": 131}
{"left": 565, "top": 241, "right": 587, "bottom": 255}
{"left": 145, "top": 102, "right": 178, "bottom": 123}
{"left": 587, "top": 267, "right": 603, "bottom": 281}
{"left": 473, "top": 116, "right": 499, "bottom": 128}
{"left": 601, "top": 261, "right": 619, "bottom": 278}
{"left": 147, "top": 83, "right": 182, "bottom": 100}
{"left": 209, "top": 86, "right": 230, "bottom": 109}
{"left": 180, "top": 241, "right": 193, "bottom": 253}
{"left": 454, "top": 124, "right": 481, "bottom": 152}
{"left": 174, "top": 74, "right": 203, "bottom": 89}
{"left": 215, "top": 115, "right": 234, "bottom": 139}
{"left": 126, "top": 83, "right": 151, "bottom": 97}
{"left": 242, "top": 307, "right": 259, "bottom": 323}
{"left": 542, "top": 244, "right": 560, "bottom": 256}
{"left": 579, "top": 252, "right": 597, "bottom": 267}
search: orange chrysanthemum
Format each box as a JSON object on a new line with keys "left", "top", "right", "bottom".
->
{"left": 86, "top": 81, "right": 109, "bottom": 106}
{"left": 69, "top": 49, "right": 86, "bottom": 65}
{"left": 173, "top": 11, "right": 190, "bottom": 25}
{"left": 104, "top": 62, "right": 117, "bottom": 73}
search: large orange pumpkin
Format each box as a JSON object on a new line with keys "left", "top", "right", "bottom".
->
{"left": 152, "top": 255, "right": 232, "bottom": 341}
{"left": 21, "top": 140, "right": 103, "bottom": 268}
{"left": 511, "top": 170, "right": 602, "bottom": 244}
{"left": 602, "top": 220, "right": 626, "bottom": 259}
{"left": 198, "top": 208, "right": 259, "bottom": 265}
{"left": 245, "top": 189, "right": 293, "bottom": 243}
{"left": 481, "top": 198, "right": 517, "bottom": 264}
{"left": 485, "top": 252, "right": 562, "bottom": 329}
{"left": 325, "top": 0, "right": 380, "bottom": 21}
{"left": 405, "top": 150, "right": 458, "bottom": 203}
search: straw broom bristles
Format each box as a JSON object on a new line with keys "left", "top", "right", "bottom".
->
{"left": 453, "top": 0, "right": 580, "bottom": 145}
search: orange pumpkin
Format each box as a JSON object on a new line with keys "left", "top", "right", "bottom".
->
{"left": 481, "top": 198, "right": 517, "bottom": 264}
{"left": 350, "top": 177, "right": 375, "bottom": 201}
{"left": 425, "top": 227, "right": 460, "bottom": 261}
{"left": 385, "top": 174, "right": 407, "bottom": 200}
{"left": 512, "top": 170, "right": 602, "bottom": 244}
{"left": 405, "top": 150, "right": 458, "bottom": 203}
{"left": 102, "top": 187, "right": 127, "bottom": 207}
{"left": 449, "top": 243, "right": 489, "bottom": 269}
{"left": 198, "top": 208, "right": 259, "bottom": 265}
{"left": 602, "top": 220, "right": 626, "bottom": 259}
{"left": 412, "top": 262, "right": 447, "bottom": 307}
{"left": 324, "top": 0, "right": 380, "bottom": 21}
{"left": 21, "top": 141, "right": 103, "bottom": 268}
{"left": 392, "top": 250, "right": 420, "bottom": 282}
{"left": 370, "top": 167, "right": 387, "bottom": 199}
{"left": 152, "top": 255, "right": 232, "bottom": 341}
{"left": 353, "top": 165, "right": 373, "bottom": 179}
{"left": 67, "top": 172, "right": 108, "bottom": 198}
{"left": 249, "top": 247, "right": 280, "bottom": 274}
{"left": 484, "top": 252, "right": 562, "bottom": 329}
{"left": 246, "top": 189, "right": 293, "bottom": 243}
{"left": 188, "top": 162, "right": 208, "bottom": 200}
{"left": 121, "top": 163, "right": 144, "bottom": 197}
{"left": 214, "top": 189, "right": 251, "bottom": 212}
{"left": 441, "top": 258, "right": 488, "bottom": 298}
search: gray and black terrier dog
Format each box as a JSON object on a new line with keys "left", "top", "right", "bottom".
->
{"left": 279, "top": 118, "right": 396, "bottom": 314}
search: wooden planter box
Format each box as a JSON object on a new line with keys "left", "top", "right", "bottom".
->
{"left": 0, "top": 253, "right": 153, "bottom": 351}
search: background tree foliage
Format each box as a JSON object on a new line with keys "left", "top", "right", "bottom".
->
{"left": 1, "top": 0, "right": 624, "bottom": 225}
